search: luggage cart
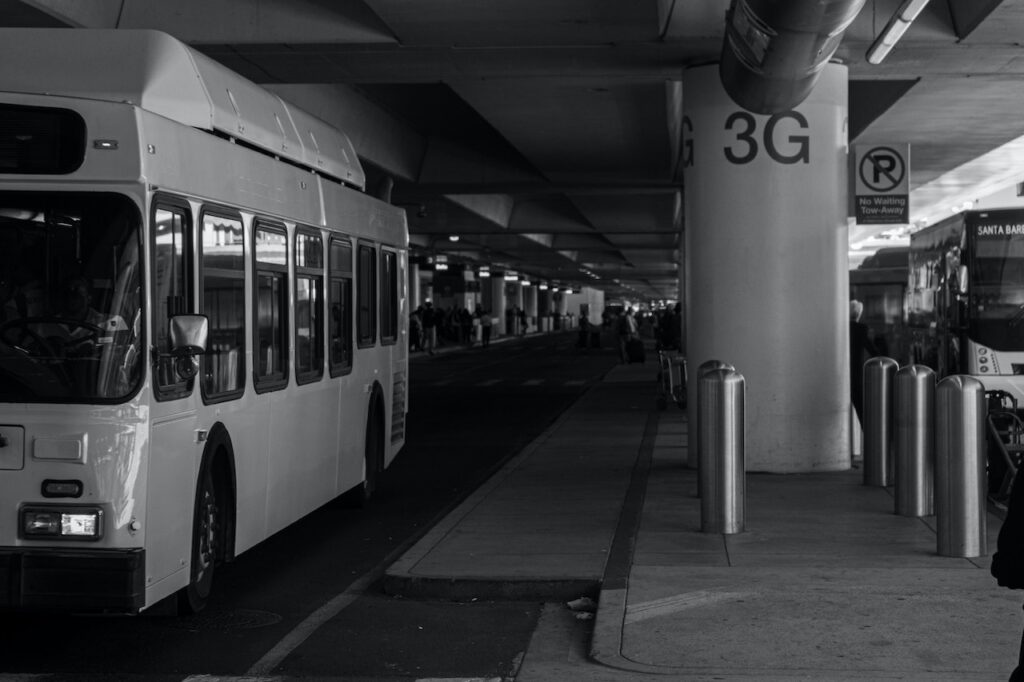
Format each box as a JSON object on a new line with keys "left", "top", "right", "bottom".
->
{"left": 657, "top": 350, "right": 687, "bottom": 410}
{"left": 985, "top": 390, "right": 1024, "bottom": 505}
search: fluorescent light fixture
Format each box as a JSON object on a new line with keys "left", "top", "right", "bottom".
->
{"left": 866, "top": 0, "right": 931, "bottom": 65}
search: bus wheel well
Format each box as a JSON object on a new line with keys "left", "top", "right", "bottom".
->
{"left": 333, "top": 388, "right": 385, "bottom": 509}
{"left": 178, "top": 423, "right": 236, "bottom": 614}
{"left": 201, "top": 423, "right": 237, "bottom": 563}
{"left": 367, "top": 382, "right": 386, "bottom": 477}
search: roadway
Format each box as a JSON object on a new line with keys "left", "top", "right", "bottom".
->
{"left": 0, "top": 329, "right": 621, "bottom": 680}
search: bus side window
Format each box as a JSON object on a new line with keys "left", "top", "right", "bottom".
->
{"left": 254, "top": 222, "right": 288, "bottom": 391}
{"left": 329, "top": 236, "right": 353, "bottom": 375}
{"left": 380, "top": 249, "right": 398, "bottom": 345}
{"left": 295, "top": 227, "right": 324, "bottom": 384}
{"left": 200, "top": 210, "right": 246, "bottom": 401}
{"left": 152, "top": 202, "right": 193, "bottom": 400}
{"left": 357, "top": 243, "right": 377, "bottom": 347}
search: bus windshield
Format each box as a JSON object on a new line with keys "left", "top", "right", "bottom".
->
{"left": 970, "top": 231, "right": 1024, "bottom": 352}
{"left": 0, "top": 192, "right": 142, "bottom": 402}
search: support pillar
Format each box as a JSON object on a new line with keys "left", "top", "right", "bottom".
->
{"left": 539, "top": 287, "right": 553, "bottom": 331}
{"left": 555, "top": 290, "right": 568, "bottom": 330}
{"left": 677, "top": 256, "right": 686, "bottom": 355}
{"left": 683, "top": 63, "right": 850, "bottom": 472}
{"left": 421, "top": 271, "right": 434, "bottom": 308}
{"left": 525, "top": 285, "right": 538, "bottom": 330}
{"left": 490, "top": 277, "right": 507, "bottom": 336}
{"left": 409, "top": 263, "right": 421, "bottom": 309}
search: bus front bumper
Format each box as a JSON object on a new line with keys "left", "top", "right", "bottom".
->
{"left": 0, "top": 547, "right": 145, "bottom": 612}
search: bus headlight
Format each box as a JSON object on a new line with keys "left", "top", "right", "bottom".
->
{"left": 21, "top": 506, "right": 103, "bottom": 540}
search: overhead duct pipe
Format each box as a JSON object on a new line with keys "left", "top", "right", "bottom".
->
{"left": 719, "top": 0, "right": 868, "bottom": 114}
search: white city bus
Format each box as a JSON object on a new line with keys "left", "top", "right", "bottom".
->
{"left": 907, "top": 208, "right": 1024, "bottom": 401}
{"left": 0, "top": 29, "right": 408, "bottom": 613}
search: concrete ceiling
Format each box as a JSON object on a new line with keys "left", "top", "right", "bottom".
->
{"left": 6, "top": 0, "right": 1022, "bottom": 301}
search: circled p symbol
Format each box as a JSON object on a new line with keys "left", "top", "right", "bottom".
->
{"left": 859, "top": 147, "right": 905, "bottom": 192}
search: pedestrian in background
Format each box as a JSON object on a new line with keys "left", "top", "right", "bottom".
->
{"left": 422, "top": 301, "right": 437, "bottom": 355}
{"left": 993, "top": 473, "right": 1024, "bottom": 680}
{"left": 617, "top": 307, "right": 638, "bottom": 364}
{"left": 849, "top": 299, "right": 879, "bottom": 425}
{"left": 475, "top": 305, "right": 492, "bottom": 348}
{"left": 410, "top": 306, "right": 423, "bottom": 352}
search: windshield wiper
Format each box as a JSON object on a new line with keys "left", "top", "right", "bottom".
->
{"left": 1010, "top": 303, "right": 1024, "bottom": 327}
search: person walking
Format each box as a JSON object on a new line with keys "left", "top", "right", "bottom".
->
{"left": 475, "top": 305, "right": 492, "bottom": 348}
{"left": 993, "top": 472, "right": 1024, "bottom": 680}
{"left": 422, "top": 301, "right": 437, "bottom": 355}
{"left": 849, "top": 299, "right": 879, "bottom": 425}
{"left": 617, "top": 307, "right": 638, "bottom": 363}
{"left": 458, "top": 305, "right": 474, "bottom": 347}
{"left": 409, "top": 306, "right": 423, "bottom": 352}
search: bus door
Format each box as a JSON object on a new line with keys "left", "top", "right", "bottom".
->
{"left": 145, "top": 198, "right": 201, "bottom": 595}
{"left": 938, "top": 246, "right": 965, "bottom": 376}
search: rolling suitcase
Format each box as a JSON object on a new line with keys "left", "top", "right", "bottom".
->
{"left": 626, "top": 337, "right": 645, "bottom": 363}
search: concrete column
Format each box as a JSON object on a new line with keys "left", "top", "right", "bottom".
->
{"left": 683, "top": 63, "right": 850, "bottom": 472}
{"left": 525, "top": 285, "right": 538, "bottom": 330}
{"left": 677, "top": 254, "right": 687, "bottom": 355}
{"left": 538, "top": 287, "right": 552, "bottom": 331}
{"left": 490, "top": 277, "right": 507, "bottom": 336}
{"left": 409, "top": 263, "right": 421, "bottom": 309}
{"left": 422, "top": 271, "right": 434, "bottom": 307}
{"left": 510, "top": 281, "right": 524, "bottom": 335}
{"left": 462, "top": 268, "right": 478, "bottom": 311}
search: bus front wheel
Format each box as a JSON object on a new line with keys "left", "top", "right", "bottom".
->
{"left": 179, "top": 467, "right": 218, "bottom": 614}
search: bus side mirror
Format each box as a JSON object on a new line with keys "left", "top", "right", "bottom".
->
{"left": 169, "top": 314, "right": 209, "bottom": 380}
{"left": 958, "top": 265, "right": 969, "bottom": 294}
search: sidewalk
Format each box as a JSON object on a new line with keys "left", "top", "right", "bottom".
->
{"left": 384, "top": 358, "right": 1024, "bottom": 680}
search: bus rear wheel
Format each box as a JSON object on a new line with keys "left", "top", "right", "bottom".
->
{"left": 179, "top": 468, "right": 218, "bottom": 614}
{"left": 338, "top": 399, "right": 383, "bottom": 508}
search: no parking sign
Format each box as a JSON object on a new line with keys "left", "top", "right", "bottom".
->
{"left": 854, "top": 144, "right": 910, "bottom": 224}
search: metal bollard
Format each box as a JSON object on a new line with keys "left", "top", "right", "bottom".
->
{"left": 691, "top": 359, "right": 734, "bottom": 499}
{"left": 935, "top": 375, "right": 987, "bottom": 558}
{"left": 863, "top": 356, "right": 898, "bottom": 487}
{"left": 894, "top": 365, "right": 935, "bottom": 517}
{"left": 699, "top": 368, "right": 745, "bottom": 534}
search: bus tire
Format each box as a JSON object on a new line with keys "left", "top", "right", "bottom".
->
{"left": 179, "top": 465, "right": 219, "bottom": 614}
{"left": 338, "top": 390, "right": 385, "bottom": 508}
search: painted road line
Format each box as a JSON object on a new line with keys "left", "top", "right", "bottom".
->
{"left": 244, "top": 589, "right": 369, "bottom": 675}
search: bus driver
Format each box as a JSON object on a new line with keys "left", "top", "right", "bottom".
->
{"left": 60, "top": 276, "right": 127, "bottom": 350}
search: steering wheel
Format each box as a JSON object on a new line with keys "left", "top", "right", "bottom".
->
{"left": 0, "top": 317, "right": 105, "bottom": 356}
